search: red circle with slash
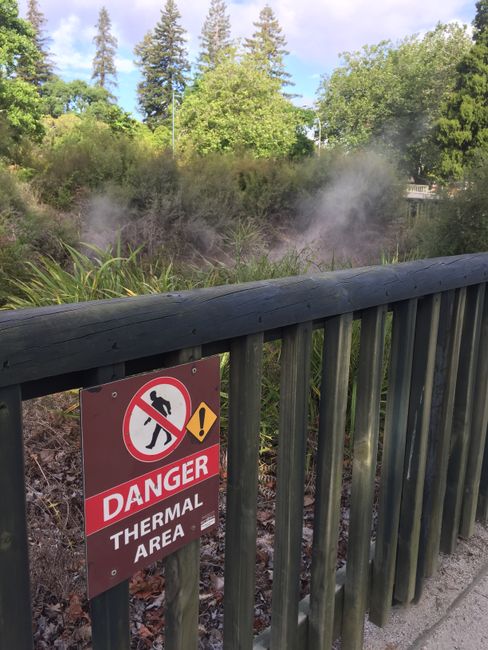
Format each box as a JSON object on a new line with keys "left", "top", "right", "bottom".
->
{"left": 122, "top": 377, "right": 191, "bottom": 463}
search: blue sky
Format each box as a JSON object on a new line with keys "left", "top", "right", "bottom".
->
{"left": 19, "top": 0, "right": 477, "bottom": 117}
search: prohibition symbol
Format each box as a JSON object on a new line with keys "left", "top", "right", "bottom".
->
{"left": 123, "top": 377, "right": 191, "bottom": 462}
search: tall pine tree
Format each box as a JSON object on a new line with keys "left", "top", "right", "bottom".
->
{"left": 198, "top": 0, "right": 231, "bottom": 71}
{"left": 436, "top": 0, "right": 488, "bottom": 178}
{"left": 18, "top": 0, "right": 53, "bottom": 85}
{"left": 134, "top": 0, "right": 189, "bottom": 127}
{"left": 244, "top": 4, "right": 292, "bottom": 90}
{"left": 92, "top": 6, "right": 118, "bottom": 90}
{"left": 0, "top": 0, "right": 44, "bottom": 146}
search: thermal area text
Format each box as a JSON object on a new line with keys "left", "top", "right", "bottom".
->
{"left": 110, "top": 492, "right": 204, "bottom": 562}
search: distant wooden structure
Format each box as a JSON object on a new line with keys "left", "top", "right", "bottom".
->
{"left": 405, "top": 184, "right": 439, "bottom": 219}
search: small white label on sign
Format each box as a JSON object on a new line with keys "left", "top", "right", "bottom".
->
{"left": 201, "top": 514, "right": 216, "bottom": 531}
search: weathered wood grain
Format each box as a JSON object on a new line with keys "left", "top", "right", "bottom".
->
{"left": 308, "top": 314, "right": 353, "bottom": 650}
{"left": 460, "top": 286, "right": 488, "bottom": 537}
{"left": 477, "top": 433, "right": 488, "bottom": 523}
{"left": 394, "top": 294, "right": 441, "bottom": 605}
{"left": 342, "top": 306, "right": 386, "bottom": 650}
{"left": 0, "top": 385, "right": 33, "bottom": 650}
{"left": 441, "top": 284, "right": 485, "bottom": 554}
{"left": 420, "top": 289, "right": 466, "bottom": 580}
{"left": 165, "top": 347, "right": 202, "bottom": 650}
{"left": 87, "top": 363, "right": 130, "bottom": 650}
{"left": 270, "top": 323, "right": 312, "bottom": 650}
{"left": 369, "top": 300, "right": 417, "bottom": 626}
{"left": 2, "top": 255, "right": 488, "bottom": 392}
{"left": 224, "top": 334, "right": 264, "bottom": 650}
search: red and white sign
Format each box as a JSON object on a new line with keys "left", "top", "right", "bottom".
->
{"left": 80, "top": 357, "right": 220, "bottom": 599}
{"left": 122, "top": 377, "right": 191, "bottom": 462}
{"left": 84, "top": 444, "right": 219, "bottom": 536}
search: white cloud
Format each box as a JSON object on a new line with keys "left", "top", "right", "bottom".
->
{"left": 115, "top": 57, "right": 136, "bottom": 74}
{"left": 50, "top": 14, "right": 92, "bottom": 73}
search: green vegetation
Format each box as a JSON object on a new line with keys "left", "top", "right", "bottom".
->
{"left": 244, "top": 4, "right": 293, "bottom": 90}
{"left": 1, "top": 0, "right": 488, "bottom": 321}
{"left": 177, "top": 56, "right": 309, "bottom": 157}
{"left": 134, "top": 0, "right": 189, "bottom": 128}
{"left": 436, "top": 1, "right": 488, "bottom": 178}
{"left": 91, "top": 6, "right": 118, "bottom": 90}
{"left": 198, "top": 0, "right": 232, "bottom": 71}
{"left": 0, "top": 0, "right": 44, "bottom": 150}
{"left": 17, "top": 0, "right": 53, "bottom": 86}
{"left": 316, "top": 23, "right": 471, "bottom": 180}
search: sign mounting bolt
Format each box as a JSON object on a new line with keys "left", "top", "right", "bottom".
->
{"left": 192, "top": 368, "right": 197, "bottom": 374}
{"left": 112, "top": 392, "right": 117, "bottom": 398}
{"left": 111, "top": 569, "right": 117, "bottom": 576}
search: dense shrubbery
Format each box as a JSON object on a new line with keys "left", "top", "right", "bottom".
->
{"left": 23, "top": 117, "right": 406, "bottom": 264}
{"left": 414, "top": 162, "right": 488, "bottom": 256}
{"left": 0, "top": 164, "right": 76, "bottom": 304}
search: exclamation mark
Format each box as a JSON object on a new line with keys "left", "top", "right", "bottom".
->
{"left": 199, "top": 406, "right": 206, "bottom": 439}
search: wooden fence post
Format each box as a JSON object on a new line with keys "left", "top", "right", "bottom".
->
{"left": 460, "top": 286, "right": 488, "bottom": 537}
{"left": 0, "top": 385, "right": 33, "bottom": 650}
{"left": 342, "top": 306, "right": 386, "bottom": 650}
{"left": 308, "top": 314, "right": 353, "bottom": 650}
{"left": 394, "top": 294, "right": 441, "bottom": 605}
{"left": 224, "top": 334, "right": 264, "bottom": 650}
{"left": 165, "top": 347, "right": 202, "bottom": 650}
{"left": 87, "top": 363, "right": 131, "bottom": 650}
{"left": 441, "top": 284, "right": 485, "bottom": 554}
{"left": 270, "top": 323, "right": 312, "bottom": 650}
{"left": 369, "top": 300, "right": 417, "bottom": 625}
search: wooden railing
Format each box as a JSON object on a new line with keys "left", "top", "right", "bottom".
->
{"left": 1, "top": 253, "right": 488, "bottom": 649}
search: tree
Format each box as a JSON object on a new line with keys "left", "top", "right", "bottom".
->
{"left": 92, "top": 6, "right": 118, "bottom": 90}
{"left": 0, "top": 0, "right": 43, "bottom": 151}
{"left": 316, "top": 23, "right": 471, "bottom": 180}
{"left": 198, "top": 0, "right": 231, "bottom": 70}
{"left": 436, "top": 2, "right": 488, "bottom": 179}
{"left": 17, "top": 0, "right": 53, "bottom": 85}
{"left": 39, "top": 78, "right": 135, "bottom": 132}
{"left": 20, "top": 0, "right": 53, "bottom": 86}
{"left": 244, "top": 4, "right": 292, "bottom": 90}
{"left": 177, "top": 56, "right": 305, "bottom": 157}
{"left": 134, "top": 0, "right": 189, "bottom": 128}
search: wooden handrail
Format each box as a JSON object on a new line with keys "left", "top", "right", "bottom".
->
{"left": 1, "top": 254, "right": 488, "bottom": 394}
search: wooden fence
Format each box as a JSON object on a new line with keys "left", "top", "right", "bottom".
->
{"left": 1, "top": 253, "right": 488, "bottom": 649}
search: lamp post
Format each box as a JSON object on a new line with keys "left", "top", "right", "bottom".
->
{"left": 172, "top": 87, "right": 175, "bottom": 155}
{"left": 316, "top": 115, "right": 322, "bottom": 156}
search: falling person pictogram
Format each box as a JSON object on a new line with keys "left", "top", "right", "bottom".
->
{"left": 144, "top": 390, "right": 172, "bottom": 449}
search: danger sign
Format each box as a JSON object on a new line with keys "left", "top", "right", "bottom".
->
{"left": 80, "top": 357, "right": 220, "bottom": 599}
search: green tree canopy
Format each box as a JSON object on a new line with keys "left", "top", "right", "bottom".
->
{"left": 17, "top": 0, "right": 53, "bottom": 85}
{"left": 316, "top": 23, "right": 471, "bottom": 180}
{"left": 436, "top": 1, "right": 488, "bottom": 179}
{"left": 244, "top": 4, "right": 292, "bottom": 90}
{"left": 177, "top": 56, "right": 307, "bottom": 157}
{"left": 0, "top": 0, "right": 43, "bottom": 151}
{"left": 198, "top": 0, "right": 232, "bottom": 71}
{"left": 39, "top": 78, "right": 135, "bottom": 132}
{"left": 92, "top": 6, "right": 118, "bottom": 90}
{"left": 134, "top": 0, "right": 189, "bottom": 128}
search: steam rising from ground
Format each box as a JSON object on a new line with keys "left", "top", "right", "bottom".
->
{"left": 80, "top": 150, "right": 404, "bottom": 267}
{"left": 282, "top": 150, "right": 403, "bottom": 265}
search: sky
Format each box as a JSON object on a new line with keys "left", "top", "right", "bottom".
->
{"left": 19, "top": 0, "right": 477, "bottom": 116}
